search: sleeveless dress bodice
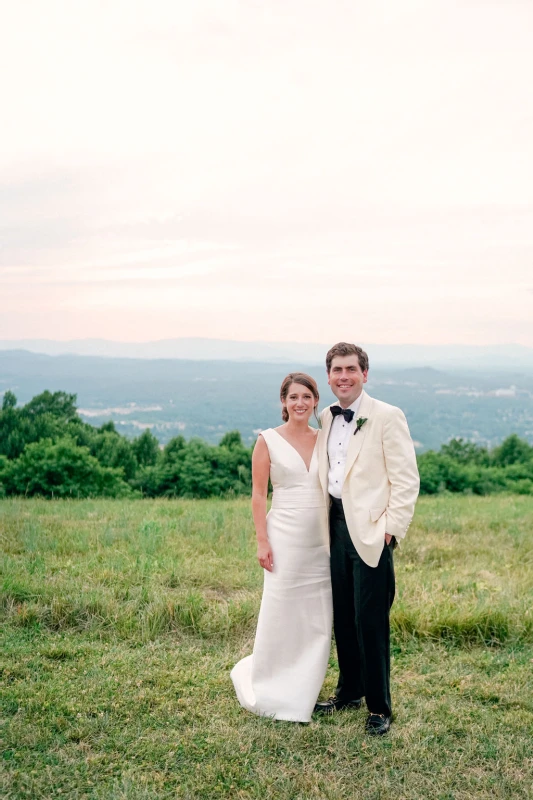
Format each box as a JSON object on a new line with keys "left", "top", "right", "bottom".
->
{"left": 268, "top": 429, "right": 326, "bottom": 512}
{"left": 231, "top": 428, "right": 333, "bottom": 722}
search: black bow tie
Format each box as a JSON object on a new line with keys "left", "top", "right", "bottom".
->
{"left": 331, "top": 406, "right": 355, "bottom": 423}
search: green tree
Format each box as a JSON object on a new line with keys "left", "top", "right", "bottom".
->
{"left": 417, "top": 452, "right": 470, "bottom": 494}
{"left": 0, "top": 393, "right": 25, "bottom": 459}
{"left": 90, "top": 431, "right": 138, "bottom": 481}
{"left": 0, "top": 454, "right": 7, "bottom": 497}
{"left": 173, "top": 439, "right": 220, "bottom": 498}
{"left": 2, "top": 390, "right": 17, "bottom": 410}
{"left": 23, "top": 390, "right": 77, "bottom": 421}
{"left": 132, "top": 429, "right": 160, "bottom": 467}
{"left": 440, "top": 438, "right": 489, "bottom": 465}
{"left": 3, "top": 437, "right": 130, "bottom": 498}
{"left": 99, "top": 420, "right": 117, "bottom": 433}
{"left": 0, "top": 390, "right": 85, "bottom": 460}
{"left": 162, "top": 436, "right": 187, "bottom": 464}
{"left": 492, "top": 434, "right": 533, "bottom": 467}
{"left": 417, "top": 451, "right": 446, "bottom": 494}
{"left": 218, "top": 431, "right": 244, "bottom": 450}
{"left": 132, "top": 464, "right": 168, "bottom": 497}
{"left": 461, "top": 465, "right": 507, "bottom": 495}
{"left": 145, "top": 436, "right": 188, "bottom": 496}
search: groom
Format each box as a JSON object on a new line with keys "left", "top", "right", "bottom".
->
{"left": 315, "top": 342, "right": 419, "bottom": 735}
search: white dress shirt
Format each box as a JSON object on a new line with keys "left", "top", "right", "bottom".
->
{"left": 327, "top": 394, "right": 363, "bottom": 498}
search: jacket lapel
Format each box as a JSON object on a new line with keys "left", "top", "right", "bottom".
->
{"left": 343, "top": 391, "right": 373, "bottom": 479}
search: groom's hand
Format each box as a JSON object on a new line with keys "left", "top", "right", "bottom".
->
{"left": 385, "top": 533, "right": 392, "bottom": 546}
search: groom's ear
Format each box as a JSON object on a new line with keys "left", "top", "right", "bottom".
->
{"left": 363, "top": 370, "right": 368, "bottom": 383}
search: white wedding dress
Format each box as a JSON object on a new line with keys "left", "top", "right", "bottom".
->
{"left": 231, "top": 428, "right": 333, "bottom": 722}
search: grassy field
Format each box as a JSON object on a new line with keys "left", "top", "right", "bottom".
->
{"left": 1, "top": 495, "right": 532, "bottom": 799}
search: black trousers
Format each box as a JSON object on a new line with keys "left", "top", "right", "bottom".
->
{"left": 329, "top": 496, "right": 395, "bottom": 717}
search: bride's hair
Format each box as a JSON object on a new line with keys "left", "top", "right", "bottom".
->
{"left": 280, "top": 373, "right": 320, "bottom": 424}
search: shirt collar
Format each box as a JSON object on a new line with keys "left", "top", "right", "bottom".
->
{"left": 333, "top": 391, "right": 363, "bottom": 418}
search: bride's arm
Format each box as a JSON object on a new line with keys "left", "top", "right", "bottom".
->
{"left": 251, "top": 435, "right": 273, "bottom": 572}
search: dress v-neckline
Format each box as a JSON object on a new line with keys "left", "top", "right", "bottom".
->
{"left": 272, "top": 428, "right": 318, "bottom": 473}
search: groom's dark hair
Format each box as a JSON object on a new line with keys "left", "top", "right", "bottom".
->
{"left": 326, "top": 342, "right": 369, "bottom": 374}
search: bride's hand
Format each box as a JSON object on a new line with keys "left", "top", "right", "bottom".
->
{"left": 257, "top": 540, "right": 274, "bottom": 572}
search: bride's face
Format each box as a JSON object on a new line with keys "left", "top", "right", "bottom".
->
{"left": 284, "top": 382, "right": 316, "bottom": 422}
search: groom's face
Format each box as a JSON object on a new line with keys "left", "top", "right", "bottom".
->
{"left": 328, "top": 355, "right": 368, "bottom": 408}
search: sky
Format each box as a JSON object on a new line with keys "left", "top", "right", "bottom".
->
{"left": 1, "top": 0, "right": 532, "bottom": 346}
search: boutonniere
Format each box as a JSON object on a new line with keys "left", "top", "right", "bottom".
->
{"left": 354, "top": 417, "right": 368, "bottom": 436}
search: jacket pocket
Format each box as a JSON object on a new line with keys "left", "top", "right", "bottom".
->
{"left": 369, "top": 507, "right": 387, "bottom": 522}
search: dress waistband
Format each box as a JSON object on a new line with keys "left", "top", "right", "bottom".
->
{"left": 271, "top": 489, "right": 326, "bottom": 509}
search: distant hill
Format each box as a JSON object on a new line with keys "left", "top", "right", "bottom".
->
{"left": 1, "top": 338, "right": 533, "bottom": 370}
{"left": 1, "top": 350, "right": 533, "bottom": 451}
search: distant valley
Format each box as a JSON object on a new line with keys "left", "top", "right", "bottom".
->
{"left": 2, "top": 350, "right": 533, "bottom": 451}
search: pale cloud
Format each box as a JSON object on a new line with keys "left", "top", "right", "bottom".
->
{"left": 0, "top": 0, "right": 532, "bottom": 345}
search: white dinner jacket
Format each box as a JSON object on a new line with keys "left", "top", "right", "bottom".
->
{"left": 317, "top": 390, "right": 420, "bottom": 567}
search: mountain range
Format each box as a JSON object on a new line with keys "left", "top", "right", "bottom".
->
{"left": 1, "top": 338, "right": 533, "bottom": 370}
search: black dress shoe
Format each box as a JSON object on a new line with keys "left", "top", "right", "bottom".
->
{"left": 365, "top": 713, "right": 391, "bottom": 736}
{"left": 314, "top": 695, "right": 363, "bottom": 715}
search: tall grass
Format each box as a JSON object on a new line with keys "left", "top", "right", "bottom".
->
{"left": 1, "top": 496, "right": 533, "bottom": 799}
{"left": 1, "top": 495, "right": 532, "bottom": 646}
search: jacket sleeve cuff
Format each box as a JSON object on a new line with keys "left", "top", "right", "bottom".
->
{"left": 385, "top": 516, "right": 412, "bottom": 540}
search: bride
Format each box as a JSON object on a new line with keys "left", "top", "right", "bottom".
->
{"left": 231, "top": 372, "right": 333, "bottom": 722}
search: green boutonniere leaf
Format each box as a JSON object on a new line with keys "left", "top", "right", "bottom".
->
{"left": 354, "top": 417, "right": 368, "bottom": 436}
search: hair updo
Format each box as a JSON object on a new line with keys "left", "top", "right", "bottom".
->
{"left": 279, "top": 372, "right": 320, "bottom": 423}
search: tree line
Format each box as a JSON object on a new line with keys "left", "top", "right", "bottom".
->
{"left": 0, "top": 390, "right": 532, "bottom": 498}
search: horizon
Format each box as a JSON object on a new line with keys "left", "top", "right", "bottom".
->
{"left": 1, "top": 335, "right": 533, "bottom": 349}
{"left": 2, "top": 337, "right": 533, "bottom": 372}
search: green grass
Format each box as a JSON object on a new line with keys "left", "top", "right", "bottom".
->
{"left": 1, "top": 495, "right": 533, "bottom": 799}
